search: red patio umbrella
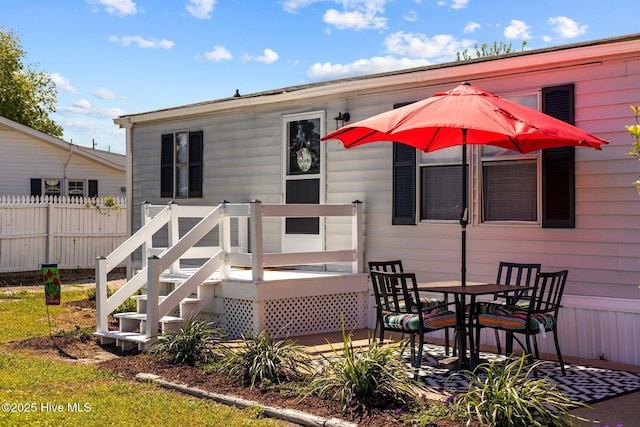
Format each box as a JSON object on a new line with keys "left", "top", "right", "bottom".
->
{"left": 321, "top": 82, "right": 608, "bottom": 286}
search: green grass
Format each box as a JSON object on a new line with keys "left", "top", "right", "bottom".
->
{"left": 0, "top": 290, "right": 87, "bottom": 343}
{"left": 0, "top": 352, "right": 286, "bottom": 426}
{"left": 0, "top": 290, "right": 290, "bottom": 426}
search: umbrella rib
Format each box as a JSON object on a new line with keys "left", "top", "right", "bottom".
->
{"left": 508, "top": 136, "right": 525, "bottom": 154}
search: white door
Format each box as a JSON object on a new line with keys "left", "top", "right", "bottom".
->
{"left": 282, "top": 112, "right": 325, "bottom": 253}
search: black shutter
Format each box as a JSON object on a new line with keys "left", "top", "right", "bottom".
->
{"left": 88, "top": 180, "right": 98, "bottom": 197}
{"left": 392, "top": 102, "right": 417, "bottom": 225}
{"left": 542, "top": 84, "right": 575, "bottom": 228}
{"left": 392, "top": 143, "right": 416, "bottom": 225}
{"left": 188, "top": 131, "right": 203, "bottom": 198}
{"left": 161, "top": 133, "right": 174, "bottom": 198}
{"left": 30, "top": 178, "right": 42, "bottom": 196}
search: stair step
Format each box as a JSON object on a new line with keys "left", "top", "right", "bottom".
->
{"left": 93, "top": 330, "right": 152, "bottom": 344}
{"left": 113, "top": 312, "right": 185, "bottom": 324}
{"left": 132, "top": 295, "right": 201, "bottom": 304}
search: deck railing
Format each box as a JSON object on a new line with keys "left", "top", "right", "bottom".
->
{"left": 95, "top": 200, "right": 364, "bottom": 335}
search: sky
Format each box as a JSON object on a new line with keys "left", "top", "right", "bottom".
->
{"left": 2, "top": 0, "right": 638, "bottom": 155}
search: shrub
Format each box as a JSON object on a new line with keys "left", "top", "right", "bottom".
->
{"left": 219, "top": 328, "right": 312, "bottom": 389}
{"left": 86, "top": 286, "right": 138, "bottom": 315}
{"left": 303, "top": 320, "right": 423, "bottom": 412}
{"left": 146, "top": 316, "right": 226, "bottom": 366}
{"left": 449, "top": 353, "right": 589, "bottom": 427}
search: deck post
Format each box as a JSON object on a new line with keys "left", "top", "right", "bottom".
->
{"left": 146, "top": 255, "right": 161, "bottom": 338}
{"left": 140, "top": 201, "right": 151, "bottom": 271}
{"left": 95, "top": 256, "right": 108, "bottom": 333}
{"left": 352, "top": 200, "right": 364, "bottom": 274}
{"left": 168, "top": 202, "right": 180, "bottom": 273}
{"left": 220, "top": 201, "right": 231, "bottom": 279}
{"left": 249, "top": 200, "right": 264, "bottom": 282}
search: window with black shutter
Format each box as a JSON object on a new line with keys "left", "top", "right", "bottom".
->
{"left": 88, "top": 180, "right": 98, "bottom": 198}
{"left": 31, "top": 178, "right": 42, "bottom": 196}
{"left": 542, "top": 84, "right": 575, "bottom": 228}
{"left": 160, "top": 131, "right": 204, "bottom": 199}
{"left": 392, "top": 102, "right": 416, "bottom": 225}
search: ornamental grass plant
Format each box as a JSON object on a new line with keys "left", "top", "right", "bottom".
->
{"left": 448, "top": 353, "right": 589, "bottom": 427}
{"left": 302, "top": 319, "right": 425, "bottom": 413}
{"left": 218, "top": 327, "right": 313, "bottom": 389}
{"left": 146, "top": 315, "right": 226, "bottom": 366}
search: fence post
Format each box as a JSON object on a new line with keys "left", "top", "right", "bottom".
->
{"left": 352, "top": 200, "right": 364, "bottom": 274}
{"left": 249, "top": 199, "right": 263, "bottom": 282}
{"left": 96, "top": 256, "right": 109, "bottom": 333}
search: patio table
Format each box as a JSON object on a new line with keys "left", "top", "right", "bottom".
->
{"left": 418, "top": 281, "right": 535, "bottom": 370}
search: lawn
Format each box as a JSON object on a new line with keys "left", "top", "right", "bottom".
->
{"left": 0, "top": 288, "right": 290, "bottom": 427}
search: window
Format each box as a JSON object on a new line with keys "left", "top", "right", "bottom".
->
{"left": 161, "top": 130, "right": 203, "bottom": 198}
{"left": 419, "top": 146, "right": 467, "bottom": 221}
{"left": 68, "top": 180, "right": 85, "bottom": 197}
{"left": 44, "top": 179, "right": 61, "bottom": 196}
{"left": 394, "top": 84, "right": 576, "bottom": 228}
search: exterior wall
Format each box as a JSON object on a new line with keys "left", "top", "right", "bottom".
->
{"left": 122, "top": 37, "right": 640, "bottom": 364}
{"left": 0, "top": 125, "right": 125, "bottom": 198}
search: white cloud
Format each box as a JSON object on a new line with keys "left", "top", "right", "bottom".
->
{"left": 323, "top": 8, "right": 387, "bottom": 30}
{"left": 464, "top": 21, "right": 481, "bottom": 33}
{"left": 504, "top": 20, "right": 531, "bottom": 40}
{"left": 203, "top": 46, "right": 232, "bottom": 61}
{"left": 255, "top": 49, "right": 279, "bottom": 64}
{"left": 451, "top": 0, "right": 469, "bottom": 9}
{"left": 186, "top": 0, "right": 216, "bottom": 19}
{"left": 307, "top": 56, "right": 430, "bottom": 81}
{"left": 94, "top": 88, "right": 124, "bottom": 100}
{"left": 73, "top": 99, "right": 92, "bottom": 109}
{"left": 437, "top": 0, "right": 468, "bottom": 9}
{"left": 548, "top": 16, "right": 587, "bottom": 39}
{"left": 109, "top": 35, "right": 174, "bottom": 49}
{"left": 404, "top": 11, "right": 417, "bottom": 22}
{"left": 384, "top": 32, "right": 475, "bottom": 61}
{"left": 90, "top": 0, "right": 137, "bottom": 16}
{"left": 281, "top": 0, "right": 322, "bottom": 13}
{"left": 50, "top": 73, "right": 78, "bottom": 94}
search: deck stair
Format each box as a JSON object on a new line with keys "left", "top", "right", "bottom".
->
{"left": 95, "top": 268, "right": 222, "bottom": 350}
{"left": 94, "top": 201, "right": 365, "bottom": 351}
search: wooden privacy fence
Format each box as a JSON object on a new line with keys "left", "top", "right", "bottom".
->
{"left": 0, "top": 195, "right": 127, "bottom": 273}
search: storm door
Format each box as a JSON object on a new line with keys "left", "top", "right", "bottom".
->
{"left": 282, "top": 112, "right": 325, "bottom": 253}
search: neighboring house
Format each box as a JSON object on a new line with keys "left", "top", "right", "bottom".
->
{"left": 0, "top": 116, "right": 126, "bottom": 198}
{"left": 113, "top": 33, "right": 640, "bottom": 364}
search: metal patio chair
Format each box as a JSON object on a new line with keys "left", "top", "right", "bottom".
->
{"left": 370, "top": 271, "right": 457, "bottom": 368}
{"left": 475, "top": 270, "right": 569, "bottom": 375}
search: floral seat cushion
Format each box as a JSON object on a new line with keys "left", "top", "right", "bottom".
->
{"left": 476, "top": 305, "right": 556, "bottom": 333}
{"left": 382, "top": 308, "right": 457, "bottom": 332}
{"left": 389, "top": 297, "right": 446, "bottom": 311}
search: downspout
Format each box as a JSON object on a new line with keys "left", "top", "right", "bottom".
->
{"left": 123, "top": 118, "right": 134, "bottom": 279}
{"left": 63, "top": 143, "right": 74, "bottom": 197}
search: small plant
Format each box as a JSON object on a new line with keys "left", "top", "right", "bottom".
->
{"left": 85, "top": 285, "right": 137, "bottom": 315}
{"left": 302, "top": 318, "right": 423, "bottom": 412}
{"left": 219, "top": 327, "right": 312, "bottom": 389}
{"left": 146, "top": 316, "right": 226, "bottom": 366}
{"left": 626, "top": 105, "right": 640, "bottom": 194}
{"left": 448, "top": 353, "right": 589, "bottom": 427}
{"left": 55, "top": 325, "right": 94, "bottom": 343}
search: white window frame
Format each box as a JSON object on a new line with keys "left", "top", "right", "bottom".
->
{"left": 68, "top": 179, "right": 85, "bottom": 197}
{"left": 419, "top": 90, "right": 541, "bottom": 225}
{"left": 44, "top": 178, "right": 62, "bottom": 196}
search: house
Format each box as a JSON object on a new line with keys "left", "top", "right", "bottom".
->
{"left": 111, "top": 33, "right": 640, "bottom": 365}
{"left": 0, "top": 115, "right": 126, "bottom": 198}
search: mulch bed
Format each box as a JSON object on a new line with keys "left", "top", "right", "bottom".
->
{"left": 3, "top": 296, "right": 471, "bottom": 426}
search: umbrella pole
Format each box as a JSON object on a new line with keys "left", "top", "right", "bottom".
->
{"left": 460, "top": 129, "right": 468, "bottom": 287}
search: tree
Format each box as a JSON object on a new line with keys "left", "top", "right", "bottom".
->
{"left": 0, "top": 27, "right": 63, "bottom": 137}
{"left": 456, "top": 40, "right": 527, "bottom": 62}
{"left": 626, "top": 105, "right": 640, "bottom": 194}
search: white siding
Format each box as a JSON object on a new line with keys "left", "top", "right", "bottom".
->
{"left": 124, "top": 37, "right": 640, "bottom": 365}
{"left": 0, "top": 127, "right": 125, "bottom": 197}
